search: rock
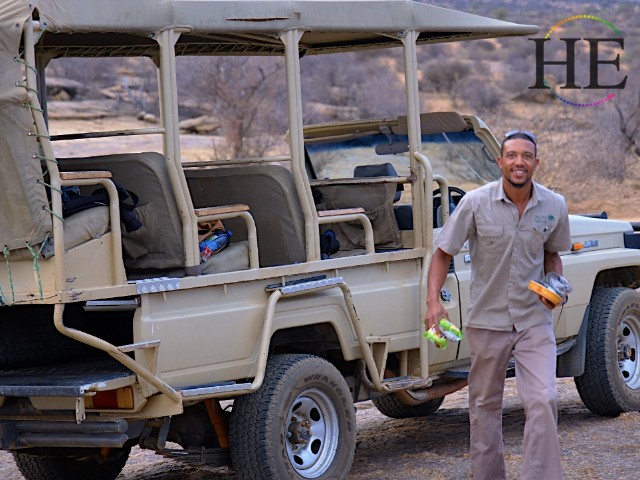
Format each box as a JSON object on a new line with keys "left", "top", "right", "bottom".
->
{"left": 179, "top": 115, "right": 220, "bottom": 134}
{"left": 47, "top": 99, "right": 137, "bottom": 119}
{"left": 306, "top": 102, "right": 359, "bottom": 121}
{"left": 137, "top": 112, "right": 158, "bottom": 124}
{"left": 45, "top": 77, "right": 86, "bottom": 100}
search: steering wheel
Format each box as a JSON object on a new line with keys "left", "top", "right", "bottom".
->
{"left": 433, "top": 186, "right": 466, "bottom": 226}
{"left": 433, "top": 186, "right": 466, "bottom": 209}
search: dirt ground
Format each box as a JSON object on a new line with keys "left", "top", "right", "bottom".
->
{"left": 1, "top": 378, "right": 638, "bottom": 480}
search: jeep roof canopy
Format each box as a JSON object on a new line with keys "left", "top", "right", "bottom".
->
{"left": 2, "top": 0, "right": 538, "bottom": 55}
{"left": 0, "top": 0, "right": 537, "bottom": 255}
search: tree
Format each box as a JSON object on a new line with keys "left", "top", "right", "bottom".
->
{"left": 177, "top": 56, "right": 287, "bottom": 159}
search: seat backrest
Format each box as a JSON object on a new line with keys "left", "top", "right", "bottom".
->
{"left": 58, "top": 152, "right": 185, "bottom": 271}
{"left": 314, "top": 182, "right": 401, "bottom": 250}
{"left": 185, "top": 165, "right": 306, "bottom": 267}
{"left": 0, "top": 101, "right": 52, "bottom": 255}
{"left": 353, "top": 163, "right": 403, "bottom": 203}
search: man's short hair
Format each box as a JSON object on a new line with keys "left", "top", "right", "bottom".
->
{"left": 501, "top": 130, "right": 537, "bottom": 156}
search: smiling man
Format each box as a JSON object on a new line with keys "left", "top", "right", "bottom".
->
{"left": 425, "top": 130, "right": 571, "bottom": 479}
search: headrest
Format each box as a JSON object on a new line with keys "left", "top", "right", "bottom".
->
{"left": 353, "top": 163, "right": 402, "bottom": 203}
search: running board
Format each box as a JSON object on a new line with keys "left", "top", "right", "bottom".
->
{"left": 381, "top": 375, "right": 433, "bottom": 391}
{"left": 444, "top": 360, "right": 515, "bottom": 379}
{"left": 180, "top": 382, "right": 253, "bottom": 398}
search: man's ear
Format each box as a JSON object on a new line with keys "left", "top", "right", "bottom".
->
{"left": 497, "top": 155, "right": 503, "bottom": 169}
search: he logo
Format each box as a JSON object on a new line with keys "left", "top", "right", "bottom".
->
{"left": 529, "top": 15, "right": 627, "bottom": 107}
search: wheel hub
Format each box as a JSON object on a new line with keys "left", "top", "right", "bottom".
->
{"left": 619, "top": 343, "right": 634, "bottom": 361}
{"left": 618, "top": 318, "right": 640, "bottom": 389}
{"left": 285, "top": 389, "right": 340, "bottom": 478}
{"left": 287, "top": 416, "right": 312, "bottom": 446}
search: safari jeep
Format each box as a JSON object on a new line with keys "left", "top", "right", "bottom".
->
{"left": 1, "top": 1, "right": 640, "bottom": 479}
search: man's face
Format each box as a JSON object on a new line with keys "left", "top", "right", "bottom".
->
{"left": 497, "top": 138, "right": 539, "bottom": 189}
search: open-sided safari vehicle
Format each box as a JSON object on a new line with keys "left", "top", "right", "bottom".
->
{"left": 2, "top": 1, "right": 640, "bottom": 479}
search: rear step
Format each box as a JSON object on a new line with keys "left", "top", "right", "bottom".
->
{"left": 0, "top": 358, "right": 134, "bottom": 397}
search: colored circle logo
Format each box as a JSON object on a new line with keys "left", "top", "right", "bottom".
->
{"left": 542, "top": 15, "right": 623, "bottom": 107}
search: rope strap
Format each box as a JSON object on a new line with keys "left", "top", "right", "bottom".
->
{"left": 37, "top": 178, "right": 62, "bottom": 194}
{"left": 14, "top": 56, "right": 37, "bottom": 74}
{"left": 21, "top": 101, "right": 44, "bottom": 112}
{"left": 34, "top": 153, "right": 58, "bottom": 164}
{"left": 24, "top": 239, "right": 49, "bottom": 301}
{"left": 15, "top": 81, "right": 38, "bottom": 94}
{"left": 2, "top": 246, "right": 16, "bottom": 305}
{"left": 43, "top": 206, "right": 65, "bottom": 223}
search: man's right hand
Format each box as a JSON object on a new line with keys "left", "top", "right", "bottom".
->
{"left": 425, "top": 300, "right": 449, "bottom": 332}
{"left": 425, "top": 248, "right": 454, "bottom": 331}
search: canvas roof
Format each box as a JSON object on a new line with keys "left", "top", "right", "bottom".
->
{"left": 2, "top": 1, "right": 538, "bottom": 57}
{"left": 0, "top": 0, "right": 537, "bottom": 253}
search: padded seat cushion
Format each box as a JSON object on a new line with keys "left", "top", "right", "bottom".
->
{"left": 64, "top": 206, "right": 110, "bottom": 250}
{"left": 201, "top": 240, "right": 250, "bottom": 274}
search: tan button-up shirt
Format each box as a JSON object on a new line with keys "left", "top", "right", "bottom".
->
{"left": 435, "top": 180, "right": 571, "bottom": 332}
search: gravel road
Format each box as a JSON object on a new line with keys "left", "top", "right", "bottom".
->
{"left": 1, "top": 378, "right": 638, "bottom": 479}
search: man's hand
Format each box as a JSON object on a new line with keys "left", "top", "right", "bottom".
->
{"left": 425, "top": 248, "right": 453, "bottom": 331}
{"left": 425, "top": 301, "right": 449, "bottom": 331}
{"left": 538, "top": 295, "right": 556, "bottom": 309}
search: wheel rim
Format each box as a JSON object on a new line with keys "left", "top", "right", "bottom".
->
{"left": 618, "top": 312, "right": 640, "bottom": 389}
{"left": 285, "top": 388, "right": 340, "bottom": 478}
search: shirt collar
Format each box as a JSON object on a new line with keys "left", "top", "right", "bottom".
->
{"left": 493, "top": 179, "right": 540, "bottom": 207}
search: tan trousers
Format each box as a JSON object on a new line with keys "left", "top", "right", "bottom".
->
{"left": 467, "top": 323, "right": 562, "bottom": 480}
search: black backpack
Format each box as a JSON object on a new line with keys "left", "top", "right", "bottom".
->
{"left": 62, "top": 183, "right": 142, "bottom": 233}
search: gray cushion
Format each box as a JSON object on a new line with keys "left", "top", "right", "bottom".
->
{"left": 201, "top": 240, "right": 250, "bottom": 274}
{"left": 64, "top": 206, "right": 110, "bottom": 250}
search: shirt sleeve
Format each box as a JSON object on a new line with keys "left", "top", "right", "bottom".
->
{"left": 544, "top": 195, "right": 571, "bottom": 252}
{"left": 434, "top": 192, "right": 475, "bottom": 256}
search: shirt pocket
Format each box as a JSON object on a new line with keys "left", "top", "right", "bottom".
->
{"left": 477, "top": 224, "right": 505, "bottom": 255}
{"left": 531, "top": 224, "right": 552, "bottom": 247}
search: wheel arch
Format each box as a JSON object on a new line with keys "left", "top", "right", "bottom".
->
{"left": 270, "top": 322, "right": 344, "bottom": 357}
{"left": 557, "top": 265, "right": 640, "bottom": 378}
{"left": 269, "top": 322, "right": 359, "bottom": 377}
{"left": 593, "top": 265, "right": 640, "bottom": 290}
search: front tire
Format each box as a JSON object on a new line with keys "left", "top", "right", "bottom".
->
{"left": 575, "top": 287, "right": 640, "bottom": 416}
{"left": 229, "top": 354, "right": 356, "bottom": 479}
{"left": 13, "top": 446, "right": 131, "bottom": 480}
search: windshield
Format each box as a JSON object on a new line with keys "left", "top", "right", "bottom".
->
{"left": 305, "top": 127, "right": 501, "bottom": 193}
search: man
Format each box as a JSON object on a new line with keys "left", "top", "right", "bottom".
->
{"left": 425, "top": 130, "right": 571, "bottom": 480}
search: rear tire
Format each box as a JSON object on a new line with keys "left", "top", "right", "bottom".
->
{"left": 13, "top": 446, "right": 131, "bottom": 480}
{"left": 373, "top": 394, "right": 444, "bottom": 419}
{"left": 575, "top": 287, "right": 640, "bottom": 416}
{"left": 229, "top": 354, "right": 356, "bottom": 479}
